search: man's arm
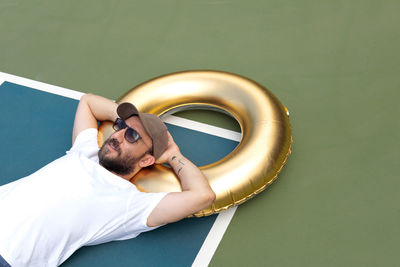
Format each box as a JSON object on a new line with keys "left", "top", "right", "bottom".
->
{"left": 72, "top": 94, "right": 118, "bottom": 144}
{"left": 147, "top": 133, "right": 216, "bottom": 227}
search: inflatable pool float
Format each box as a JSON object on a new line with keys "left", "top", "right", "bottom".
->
{"left": 98, "top": 70, "right": 292, "bottom": 217}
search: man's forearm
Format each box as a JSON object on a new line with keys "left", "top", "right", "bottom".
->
{"left": 168, "top": 152, "right": 213, "bottom": 195}
{"left": 72, "top": 93, "right": 118, "bottom": 143}
{"left": 81, "top": 93, "right": 118, "bottom": 122}
{"left": 144, "top": 131, "right": 216, "bottom": 226}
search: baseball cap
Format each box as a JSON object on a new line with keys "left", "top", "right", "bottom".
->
{"left": 117, "top": 102, "right": 168, "bottom": 159}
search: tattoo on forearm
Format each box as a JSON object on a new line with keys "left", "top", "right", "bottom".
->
{"left": 171, "top": 156, "right": 185, "bottom": 176}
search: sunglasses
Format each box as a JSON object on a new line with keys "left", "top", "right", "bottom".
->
{"left": 113, "top": 118, "right": 142, "bottom": 144}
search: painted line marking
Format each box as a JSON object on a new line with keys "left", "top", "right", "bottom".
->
{"left": 0, "top": 71, "right": 84, "bottom": 100}
{"left": 1, "top": 70, "right": 239, "bottom": 266}
{"left": 163, "top": 115, "right": 241, "bottom": 142}
{"left": 192, "top": 206, "right": 237, "bottom": 267}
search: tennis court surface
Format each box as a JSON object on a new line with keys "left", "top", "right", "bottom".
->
{"left": 0, "top": 75, "right": 239, "bottom": 267}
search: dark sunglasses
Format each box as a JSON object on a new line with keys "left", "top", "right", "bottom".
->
{"left": 113, "top": 118, "right": 142, "bottom": 143}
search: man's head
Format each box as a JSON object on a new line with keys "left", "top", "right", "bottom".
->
{"left": 98, "top": 103, "right": 168, "bottom": 178}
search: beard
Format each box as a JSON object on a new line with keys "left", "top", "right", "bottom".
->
{"left": 98, "top": 138, "right": 141, "bottom": 175}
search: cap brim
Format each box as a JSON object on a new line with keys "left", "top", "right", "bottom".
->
{"left": 117, "top": 103, "right": 139, "bottom": 120}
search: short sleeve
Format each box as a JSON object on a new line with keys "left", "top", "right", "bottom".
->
{"left": 67, "top": 128, "right": 99, "bottom": 159}
{"left": 120, "top": 191, "right": 168, "bottom": 239}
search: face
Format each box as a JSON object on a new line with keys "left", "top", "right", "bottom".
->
{"left": 98, "top": 116, "right": 153, "bottom": 176}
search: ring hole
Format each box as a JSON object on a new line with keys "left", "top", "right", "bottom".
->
{"left": 173, "top": 109, "right": 241, "bottom": 133}
{"left": 161, "top": 107, "right": 241, "bottom": 167}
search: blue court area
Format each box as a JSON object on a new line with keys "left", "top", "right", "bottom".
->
{"left": 0, "top": 81, "right": 238, "bottom": 266}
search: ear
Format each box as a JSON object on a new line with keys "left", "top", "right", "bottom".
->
{"left": 138, "top": 154, "right": 155, "bottom": 168}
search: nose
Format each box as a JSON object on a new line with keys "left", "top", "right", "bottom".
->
{"left": 112, "top": 128, "right": 126, "bottom": 143}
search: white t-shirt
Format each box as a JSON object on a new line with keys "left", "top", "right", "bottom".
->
{"left": 0, "top": 128, "right": 167, "bottom": 267}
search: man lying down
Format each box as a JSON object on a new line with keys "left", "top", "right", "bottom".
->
{"left": 0, "top": 94, "right": 215, "bottom": 267}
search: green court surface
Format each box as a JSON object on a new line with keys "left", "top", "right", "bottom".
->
{"left": 1, "top": 1, "right": 399, "bottom": 266}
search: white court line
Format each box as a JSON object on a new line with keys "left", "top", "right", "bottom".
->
{"left": 1, "top": 71, "right": 239, "bottom": 266}
{"left": 163, "top": 115, "right": 241, "bottom": 142}
{"left": 192, "top": 206, "right": 237, "bottom": 267}
{"left": 0, "top": 71, "right": 84, "bottom": 100}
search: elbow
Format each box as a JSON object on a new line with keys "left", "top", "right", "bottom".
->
{"left": 208, "top": 190, "right": 216, "bottom": 205}
{"left": 200, "top": 189, "right": 216, "bottom": 208}
{"left": 80, "top": 93, "right": 93, "bottom": 102}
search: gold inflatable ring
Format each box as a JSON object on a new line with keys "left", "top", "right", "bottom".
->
{"left": 98, "top": 70, "right": 292, "bottom": 217}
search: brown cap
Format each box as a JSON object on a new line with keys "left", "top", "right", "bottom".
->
{"left": 117, "top": 103, "right": 168, "bottom": 159}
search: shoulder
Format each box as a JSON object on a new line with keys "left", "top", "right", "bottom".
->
{"left": 68, "top": 128, "right": 99, "bottom": 156}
